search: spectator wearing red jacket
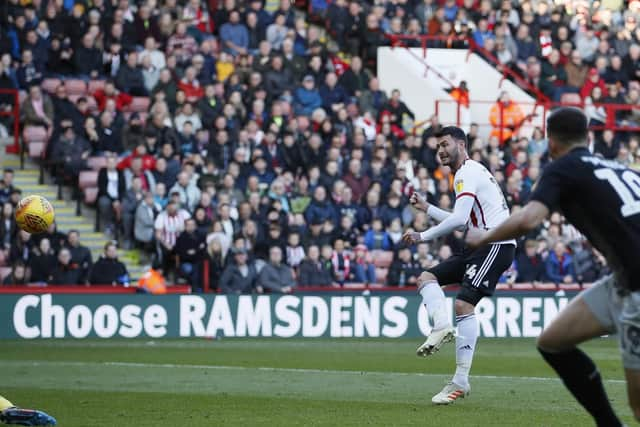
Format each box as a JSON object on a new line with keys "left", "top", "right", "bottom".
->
{"left": 93, "top": 80, "right": 133, "bottom": 112}
{"left": 178, "top": 66, "right": 205, "bottom": 102}
{"left": 580, "top": 68, "right": 606, "bottom": 100}
{"left": 117, "top": 144, "right": 157, "bottom": 172}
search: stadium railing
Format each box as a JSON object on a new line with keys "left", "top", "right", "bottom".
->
{"left": 384, "top": 34, "right": 550, "bottom": 103}
{"left": 433, "top": 98, "right": 640, "bottom": 139}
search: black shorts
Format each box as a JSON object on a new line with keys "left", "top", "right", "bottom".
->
{"left": 428, "top": 243, "right": 516, "bottom": 306}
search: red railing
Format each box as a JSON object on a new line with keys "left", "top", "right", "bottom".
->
{"left": 434, "top": 98, "right": 640, "bottom": 140}
{"left": 385, "top": 34, "right": 550, "bottom": 104}
{"left": 0, "top": 89, "right": 21, "bottom": 161}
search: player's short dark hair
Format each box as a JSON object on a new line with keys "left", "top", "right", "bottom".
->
{"left": 434, "top": 126, "right": 469, "bottom": 150}
{"left": 546, "top": 107, "right": 588, "bottom": 145}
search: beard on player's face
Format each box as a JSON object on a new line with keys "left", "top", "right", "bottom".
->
{"left": 439, "top": 144, "right": 460, "bottom": 167}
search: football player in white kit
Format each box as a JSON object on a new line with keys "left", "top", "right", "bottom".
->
{"left": 403, "top": 126, "right": 516, "bottom": 405}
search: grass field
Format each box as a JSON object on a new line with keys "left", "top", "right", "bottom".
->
{"left": 0, "top": 338, "right": 631, "bottom": 426}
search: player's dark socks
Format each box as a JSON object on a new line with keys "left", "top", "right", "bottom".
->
{"left": 538, "top": 346, "right": 622, "bottom": 427}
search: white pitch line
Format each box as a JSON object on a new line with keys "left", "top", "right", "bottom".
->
{"left": 1, "top": 360, "right": 626, "bottom": 384}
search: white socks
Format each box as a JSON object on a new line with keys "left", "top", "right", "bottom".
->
{"left": 452, "top": 312, "right": 479, "bottom": 389}
{"left": 419, "top": 280, "right": 450, "bottom": 330}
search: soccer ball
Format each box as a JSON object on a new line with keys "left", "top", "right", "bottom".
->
{"left": 15, "top": 195, "right": 55, "bottom": 234}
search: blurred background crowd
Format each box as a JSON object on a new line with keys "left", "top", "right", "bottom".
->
{"left": 0, "top": 0, "right": 633, "bottom": 292}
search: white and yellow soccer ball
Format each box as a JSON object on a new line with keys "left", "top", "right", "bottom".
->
{"left": 15, "top": 195, "right": 55, "bottom": 234}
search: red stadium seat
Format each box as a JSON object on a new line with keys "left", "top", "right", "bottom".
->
{"left": 496, "top": 283, "right": 511, "bottom": 290}
{"left": 28, "top": 142, "right": 45, "bottom": 158}
{"left": 23, "top": 126, "right": 47, "bottom": 144}
{"left": 84, "top": 187, "right": 98, "bottom": 205}
{"left": 79, "top": 170, "right": 98, "bottom": 190}
{"left": 558, "top": 283, "right": 581, "bottom": 291}
{"left": 42, "top": 78, "right": 62, "bottom": 94}
{"left": 87, "top": 156, "right": 108, "bottom": 171}
{"left": 560, "top": 92, "right": 582, "bottom": 106}
{"left": 64, "top": 79, "right": 87, "bottom": 96}
{"left": 344, "top": 283, "right": 366, "bottom": 289}
{"left": 127, "top": 96, "right": 150, "bottom": 113}
{"left": 88, "top": 80, "right": 106, "bottom": 94}
{"left": 0, "top": 267, "right": 10, "bottom": 281}
{"left": 371, "top": 250, "right": 394, "bottom": 268}
{"left": 511, "top": 283, "right": 534, "bottom": 290}
{"left": 533, "top": 283, "right": 558, "bottom": 290}
{"left": 375, "top": 267, "right": 388, "bottom": 284}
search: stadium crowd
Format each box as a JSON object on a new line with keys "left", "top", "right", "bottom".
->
{"left": 0, "top": 0, "right": 635, "bottom": 292}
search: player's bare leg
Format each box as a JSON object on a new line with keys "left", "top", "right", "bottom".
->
{"left": 432, "top": 299, "right": 476, "bottom": 405}
{"left": 416, "top": 272, "right": 455, "bottom": 357}
{"left": 537, "top": 291, "right": 623, "bottom": 427}
{"left": 625, "top": 368, "right": 640, "bottom": 422}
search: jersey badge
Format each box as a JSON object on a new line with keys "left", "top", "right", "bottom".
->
{"left": 455, "top": 179, "right": 464, "bottom": 193}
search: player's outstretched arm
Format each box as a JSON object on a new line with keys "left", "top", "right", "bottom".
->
{"left": 403, "top": 195, "right": 474, "bottom": 244}
{"left": 466, "top": 201, "right": 549, "bottom": 248}
{"left": 409, "top": 192, "right": 451, "bottom": 223}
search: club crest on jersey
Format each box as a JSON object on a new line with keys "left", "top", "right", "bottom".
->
{"left": 455, "top": 179, "right": 464, "bottom": 193}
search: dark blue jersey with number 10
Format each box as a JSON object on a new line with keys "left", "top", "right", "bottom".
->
{"left": 530, "top": 146, "right": 640, "bottom": 292}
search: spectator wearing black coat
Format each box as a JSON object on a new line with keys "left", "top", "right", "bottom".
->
{"left": 387, "top": 246, "right": 422, "bottom": 287}
{"left": 65, "top": 230, "right": 92, "bottom": 284}
{"left": 50, "top": 125, "right": 91, "bottom": 182}
{"left": 515, "top": 240, "right": 546, "bottom": 283}
{"left": 174, "top": 219, "right": 205, "bottom": 287}
{"left": 298, "top": 245, "right": 334, "bottom": 286}
{"left": 29, "top": 238, "right": 57, "bottom": 283}
{"left": 49, "top": 248, "right": 83, "bottom": 285}
{"left": 220, "top": 247, "right": 258, "bottom": 294}
{"left": 89, "top": 242, "right": 130, "bottom": 285}
{"left": 97, "top": 155, "right": 126, "bottom": 234}
{"left": 304, "top": 186, "right": 336, "bottom": 225}
{"left": 115, "top": 51, "right": 147, "bottom": 96}
{"left": 73, "top": 33, "right": 102, "bottom": 78}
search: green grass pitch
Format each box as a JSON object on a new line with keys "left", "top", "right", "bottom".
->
{"left": 0, "top": 338, "right": 631, "bottom": 426}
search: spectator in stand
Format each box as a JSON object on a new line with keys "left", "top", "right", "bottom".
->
{"left": 49, "top": 248, "right": 83, "bottom": 285}
{"left": 0, "top": 202, "right": 17, "bottom": 252}
{"left": 545, "top": 241, "right": 575, "bottom": 285}
{"left": 387, "top": 245, "right": 421, "bottom": 287}
{"left": 565, "top": 50, "right": 589, "bottom": 92}
{"left": 257, "top": 246, "right": 295, "bottom": 293}
{"left": 22, "top": 85, "right": 53, "bottom": 133}
{"left": 50, "top": 125, "right": 91, "bottom": 184}
{"left": 580, "top": 68, "right": 607, "bottom": 100}
{"left": 98, "top": 155, "right": 126, "bottom": 236}
{"left": 351, "top": 244, "right": 376, "bottom": 284}
{"left": 29, "top": 238, "right": 57, "bottom": 284}
{"left": 220, "top": 246, "right": 257, "bottom": 294}
{"left": 89, "top": 242, "right": 130, "bottom": 286}
{"left": 298, "top": 244, "right": 334, "bottom": 286}
{"left": 305, "top": 186, "right": 335, "bottom": 225}
{"left": 116, "top": 51, "right": 147, "bottom": 96}
{"left": 170, "top": 171, "right": 201, "bottom": 213}
{"left": 364, "top": 218, "right": 392, "bottom": 251}
{"left": 174, "top": 218, "right": 205, "bottom": 288}
{"left": 3, "top": 262, "right": 28, "bottom": 285}
{"left": 65, "top": 230, "right": 92, "bottom": 284}
{"left": 220, "top": 9, "right": 249, "bottom": 56}
{"left": 294, "top": 75, "right": 323, "bottom": 117}
{"left": 74, "top": 33, "right": 102, "bottom": 78}
{"left": 16, "top": 49, "right": 43, "bottom": 89}
{"left": 154, "top": 199, "right": 191, "bottom": 275}
{"left": 167, "top": 22, "right": 198, "bottom": 66}
{"left": 266, "top": 13, "right": 288, "bottom": 51}
{"left": 515, "top": 239, "right": 546, "bottom": 284}
{"left": 93, "top": 80, "right": 133, "bottom": 112}
{"left": 319, "top": 72, "right": 349, "bottom": 115}
{"left": 134, "top": 191, "right": 158, "bottom": 253}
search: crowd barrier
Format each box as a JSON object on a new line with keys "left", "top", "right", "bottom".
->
{"left": 0, "top": 290, "right": 579, "bottom": 339}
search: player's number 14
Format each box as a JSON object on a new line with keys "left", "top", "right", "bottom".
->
{"left": 596, "top": 168, "right": 640, "bottom": 217}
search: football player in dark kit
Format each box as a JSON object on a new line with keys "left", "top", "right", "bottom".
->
{"left": 467, "top": 107, "right": 640, "bottom": 426}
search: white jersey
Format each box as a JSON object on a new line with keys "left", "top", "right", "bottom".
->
{"left": 453, "top": 160, "right": 516, "bottom": 245}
